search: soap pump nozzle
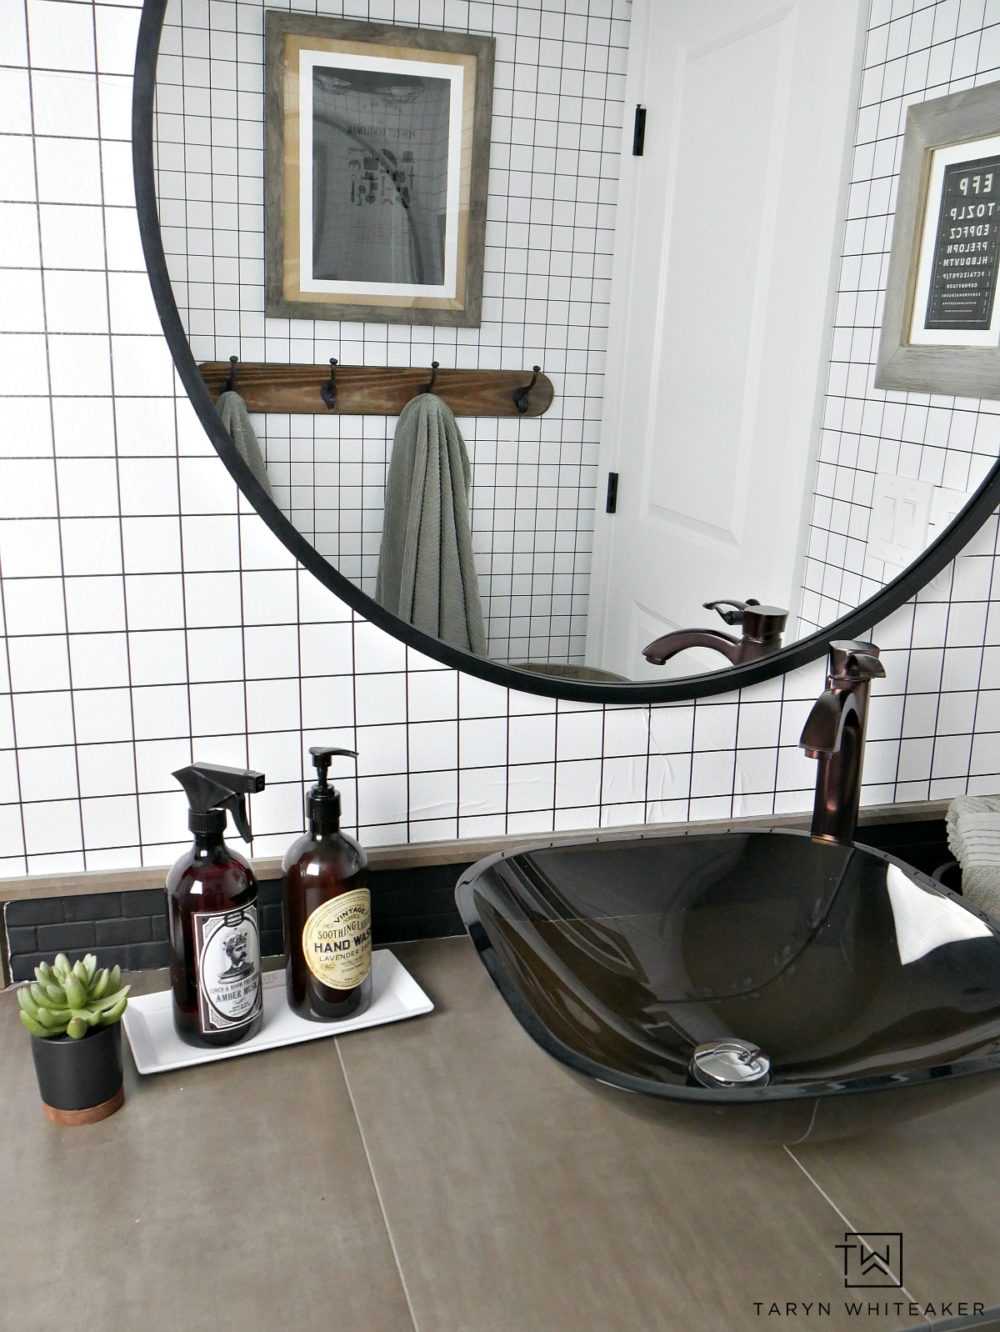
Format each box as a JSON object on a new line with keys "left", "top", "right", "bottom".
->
{"left": 307, "top": 746, "right": 358, "bottom": 834}
{"left": 172, "top": 762, "right": 266, "bottom": 843}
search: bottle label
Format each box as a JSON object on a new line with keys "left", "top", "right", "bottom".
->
{"left": 302, "top": 889, "right": 372, "bottom": 991}
{"left": 193, "top": 904, "right": 262, "bottom": 1033}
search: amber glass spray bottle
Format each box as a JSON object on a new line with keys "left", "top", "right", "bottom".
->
{"left": 283, "top": 747, "right": 371, "bottom": 1022}
{"left": 166, "top": 763, "right": 266, "bottom": 1048}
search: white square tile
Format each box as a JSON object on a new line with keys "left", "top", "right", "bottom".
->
{"left": 507, "top": 761, "right": 555, "bottom": 812}
{"left": 27, "top": 0, "right": 96, "bottom": 70}
{"left": 246, "top": 729, "right": 301, "bottom": 784}
{"left": 509, "top": 711, "right": 556, "bottom": 764}
{"left": 68, "top": 631, "right": 130, "bottom": 689}
{"left": 243, "top": 624, "right": 297, "bottom": 680}
{"left": 355, "top": 672, "right": 406, "bottom": 726}
{"left": 38, "top": 203, "right": 106, "bottom": 268}
{"left": 186, "top": 626, "right": 244, "bottom": 683}
{"left": 81, "top": 794, "right": 139, "bottom": 849}
{"left": 72, "top": 685, "right": 133, "bottom": 743}
{"left": 127, "top": 629, "right": 188, "bottom": 686}
{"left": 299, "top": 621, "right": 353, "bottom": 676}
{"left": 107, "top": 271, "right": 161, "bottom": 334}
{"left": 95, "top": 5, "right": 140, "bottom": 74}
{"left": 352, "top": 621, "right": 407, "bottom": 674}
{"left": 124, "top": 573, "right": 185, "bottom": 630}
{"left": 407, "top": 669, "right": 458, "bottom": 722}
{"left": 51, "top": 397, "right": 115, "bottom": 456}
{"left": 178, "top": 455, "right": 240, "bottom": 515}
{"left": 117, "top": 457, "right": 180, "bottom": 516}
{"left": 64, "top": 574, "right": 125, "bottom": 633}
{"left": 120, "top": 516, "right": 182, "bottom": 574}
{"left": 0, "top": 336, "right": 50, "bottom": 399}
{"left": 30, "top": 68, "right": 98, "bottom": 137}
{"left": 2, "top": 577, "right": 66, "bottom": 634}
{"left": 245, "top": 676, "right": 300, "bottom": 733}
{"left": 114, "top": 397, "right": 176, "bottom": 455}
{"left": 48, "top": 335, "right": 112, "bottom": 396}
{"left": 0, "top": 519, "right": 62, "bottom": 577}
{"left": 241, "top": 569, "right": 297, "bottom": 625}
{"left": 35, "top": 137, "right": 103, "bottom": 204}
{"left": 0, "top": 135, "right": 37, "bottom": 203}
{"left": 300, "top": 674, "right": 356, "bottom": 731}
{"left": 76, "top": 741, "right": 136, "bottom": 797}
{"left": 181, "top": 515, "right": 240, "bottom": 571}
{"left": 12, "top": 690, "right": 75, "bottom": 748}
{"left": 23, "top": 800, "right": 83, "bottom": 857}
{"left": 17, "top": 744, "right": 79, "bottom": 802}
{"left": 7, "top": 631, "right": 71, "bottom": 692}
{"left": 59, "top": 518, "right": 123, "bottom": 575}
{"left": 43, "top": 271, "right": 108, "bottom": 333}
{"left": 130, "top": 684, "right": 189, "bottom": 740}
{"left": 0, "top": 203, "right": 41, "bottom": 268}
{"left": 406, "top": 719, "right": 457, "bottom": 772}
{"left": 0, "top": 270, "right": 45, "bottom": 332}
{"left": 189, "top": 681, "right": 246, "bottom": 737}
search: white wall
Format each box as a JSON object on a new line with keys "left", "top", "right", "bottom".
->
{"left": 0, "top": 0, "right": 998, "bottom": 882}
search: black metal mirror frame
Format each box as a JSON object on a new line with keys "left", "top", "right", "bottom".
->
{"left": 132, "top": 0, "right": 1000, "bottom": 705}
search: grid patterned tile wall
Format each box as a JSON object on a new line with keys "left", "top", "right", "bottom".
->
{"left": 801, "top": 0, "right": 1000, "bottom": 633}
{"left": 153, "top": 0, "right": 629, "bottom": 666}
{"left": 0, "top": 0, "right": 999, "bottom": 885}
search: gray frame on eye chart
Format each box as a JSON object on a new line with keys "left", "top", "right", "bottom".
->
{"left": 877, "top": 78, "right": 1000, "bottom": 398}
{"left": 264, "top": 12, "right": 494, "bottom": 328}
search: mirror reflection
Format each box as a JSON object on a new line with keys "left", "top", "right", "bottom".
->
{"left": 150, "top": 0, "right": 981, "bottom": 685}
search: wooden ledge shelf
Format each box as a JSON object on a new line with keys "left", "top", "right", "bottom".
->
{"left": 198, "top": 361, "right": 555, "bottom": 417}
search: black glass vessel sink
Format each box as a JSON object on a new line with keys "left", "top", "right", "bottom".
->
{"left": 455, "top": 829, "right": 1000, "bottom": 1141}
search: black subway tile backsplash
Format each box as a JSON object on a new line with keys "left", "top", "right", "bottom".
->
{"left": 4, "top": 863, "right": 469, "bottom": 982}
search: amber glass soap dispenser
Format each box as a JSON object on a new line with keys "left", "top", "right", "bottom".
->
{"left": 283, "top": 746, "right": 371, "bottom": 1022}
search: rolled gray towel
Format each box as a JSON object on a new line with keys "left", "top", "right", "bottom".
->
{"left": 947, "top": 794, "right": 1000, "bottom": 919}
{"left": 216, "top": 389, "right": 273, "bottom": 499}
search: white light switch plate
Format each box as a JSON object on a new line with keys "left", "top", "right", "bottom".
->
{"left": 869, "top": 474, "right": 934, "bottom": 567}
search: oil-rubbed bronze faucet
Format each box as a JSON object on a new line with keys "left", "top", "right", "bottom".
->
{"left": 642, "top": 599, "right": 788, "bottom": 667}
{"left": 800, "top": 641, "right": 886, "bottom": 843}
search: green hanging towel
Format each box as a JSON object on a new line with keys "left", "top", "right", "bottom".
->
{"left": 216, "top": 389, "right": 273, "bottom": 500}
{"left": 376, "top": 393, "right": 487, "bottom": 655}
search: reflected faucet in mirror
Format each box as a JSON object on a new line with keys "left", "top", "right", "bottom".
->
{"left": 800, "top": 641, "right": 886, "bottom": 844}
{"left": 642, "top": 599, "right": 788, "bottom": 668}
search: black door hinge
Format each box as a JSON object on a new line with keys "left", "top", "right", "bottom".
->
{"left": 606, "top": 472, "right": 619, "bottom": 513}
{"left": 632, "top": 105, "right": 646, "bottom": 156}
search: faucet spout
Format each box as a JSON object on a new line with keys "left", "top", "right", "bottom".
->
{"left": 800, "top": 640, "right": 885, "bottom": 843}
{"left": 643, "top": 628, "right": 741, "bottom": 666}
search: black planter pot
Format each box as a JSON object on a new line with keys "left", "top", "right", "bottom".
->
{"left": 30, "top": 1021, "right": 124, "bottom": 1125}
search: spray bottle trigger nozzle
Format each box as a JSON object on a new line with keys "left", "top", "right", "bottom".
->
{"left": 225, "top": 794, "right": 252, "bottom": 843}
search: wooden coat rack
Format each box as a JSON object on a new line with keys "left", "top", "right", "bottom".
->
{"left": 198, "top": 359, "right": 554, "bottom": 418}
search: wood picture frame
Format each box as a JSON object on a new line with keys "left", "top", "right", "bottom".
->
{"left": 876, "top": 79, "right": 1000, "bottom": 399}
{"left": 264, "top": 12, "right": 494, "bottom": 327}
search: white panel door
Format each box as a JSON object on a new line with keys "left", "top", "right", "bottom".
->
{"left": 587, "top": 0, "right": 865, "bottom": 678}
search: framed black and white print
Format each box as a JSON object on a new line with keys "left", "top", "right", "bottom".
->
{"left": 876, "top": 79, "right": 1000, "bottom": 399}
{"left": 264, "top": 13, "right": 495, "bottom": 327}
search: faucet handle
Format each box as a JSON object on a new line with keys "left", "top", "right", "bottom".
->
{"left": 829, "top": 639, "right": 886, "bottom": 681}
{"left": 703, "top": 598, "right": 758, "bottom": 626}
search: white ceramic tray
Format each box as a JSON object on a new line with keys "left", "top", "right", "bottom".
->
{"left": 122, "top": 949, "right": 432, "bottom": 1075}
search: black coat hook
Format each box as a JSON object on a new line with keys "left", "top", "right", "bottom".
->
{"left": 420, "top": 360, "right": 440, "bottom": 394}
{"left": 514, "top": 365, "right": 541, "bottom": 415}
{"left": 320, "top": 357, "right": 338, "bottom": 410}
{"left": 224, "top": 354, "right": 238, "bottom": 393}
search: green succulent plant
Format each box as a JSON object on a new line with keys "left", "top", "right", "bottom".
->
{"left": 17, "top": 953, "right": 130, "bottom": 1040}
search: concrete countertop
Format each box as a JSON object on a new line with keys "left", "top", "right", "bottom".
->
{"left": 3, "top": 940, "right": 999, "bottom": 1332}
